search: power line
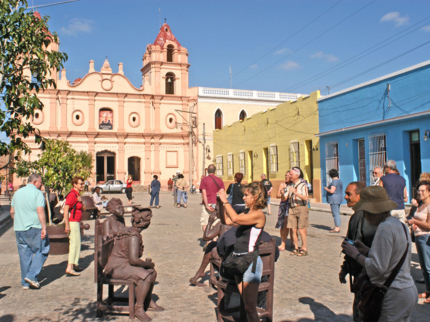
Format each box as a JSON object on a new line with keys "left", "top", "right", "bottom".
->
{"left": 328, "top": 39, "right": 430, "bottom": 90}
{"left": 26, "top": 0, "right": 80, "bottom": 10}
{"left": 233, "top": 0, "right": 376, "bottom": 88}
{"left": 282, "top": 14, "right": 430, "bottom": 93}
{"left": 216, "top": 0, "right": 343, "bottom": 87}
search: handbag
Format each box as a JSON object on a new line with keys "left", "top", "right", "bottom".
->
{"left": 353, "top": 224, "right": 409, "bottom": 322}
{"left": 227, "top": 183, "right": 234, "bottom": 204}
{"left": 222, "top": 249, "right": 259, "bottom": 276}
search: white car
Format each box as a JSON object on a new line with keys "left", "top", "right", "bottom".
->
{"left": 93, "top": 180, "right": 127, "bottom": 193}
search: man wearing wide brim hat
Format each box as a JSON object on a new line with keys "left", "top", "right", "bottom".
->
{"left": 352, "top": 185, "right": 398, "bottom": 214}
{"left": 342, "top": 186, "right": 417, "bottom": 322}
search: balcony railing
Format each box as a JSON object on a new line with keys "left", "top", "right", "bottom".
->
{"left": 199, "top": 87, "right": 302, "bottom": 101}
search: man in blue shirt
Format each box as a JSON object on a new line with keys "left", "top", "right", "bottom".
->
{"left": 10, "top": 173, "right": 49, "bottom": 289}
{"left": 379, "top": 160, "right": 407, "bottom": 224}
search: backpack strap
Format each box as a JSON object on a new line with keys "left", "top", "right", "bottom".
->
{"left": 209, "top": 175, "right": 220, "bottom": 191}
{"left": 65, "top": 190, "right": 80, "bottom": 219}
{"left": 382, "top": 223, "right": 409, "bottom": 290}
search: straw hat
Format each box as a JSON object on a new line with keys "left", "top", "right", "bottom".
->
{"left": 352, "top": 186, "right": 398, "bottom": 214}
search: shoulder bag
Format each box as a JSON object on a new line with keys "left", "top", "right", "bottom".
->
{"left": 222, "top": 249, "right": 259, "bottom": 276}
{"left": 353, "top": 223, "right": 409, "bottom": 322}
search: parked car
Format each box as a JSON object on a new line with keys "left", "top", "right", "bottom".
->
{"left": 92, "top": 180, "right": 127, "bottom": 193}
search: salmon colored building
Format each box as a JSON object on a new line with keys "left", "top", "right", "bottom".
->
{"left": 21, "top": 22, "right": 304, "bottom": 189}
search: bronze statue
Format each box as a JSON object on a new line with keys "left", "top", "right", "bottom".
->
{"left": 104, "top": 207, "right": 163, "bottom": 321}
{"left": 189, "top": 206, "right": 232, "bottom": 286}
{"left": 103, "top": 198, "right": 126, "bottom": 237}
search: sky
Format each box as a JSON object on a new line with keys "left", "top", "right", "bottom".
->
{"left": 18, "top": 0, "right": 429, "bottom": 96}
{"left": 26, "top": 0, "right": 430, "bottom": 97}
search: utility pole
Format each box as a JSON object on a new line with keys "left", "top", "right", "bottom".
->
{"left": 189, "top": 107, "right": 193, "bottom": 186}
{"left": 202, "top": 123, "right": 206, "bottom": 177}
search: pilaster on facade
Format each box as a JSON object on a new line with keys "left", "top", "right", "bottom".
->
{"left": 48, "top": 92, "right": 57, "bottom": 131}
{"left": 58, "top": 90, "right": 69, "bottom": 132}
{"left": 87, "top": 92, "right": 97, "bottom": 131}
{"left": 152, "top": 95, "right": 163, "bottom": 133}
{"left": 117, "top": 93, "right": 127, "bottom": 132}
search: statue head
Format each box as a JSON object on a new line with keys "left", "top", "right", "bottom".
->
{"left": 106, "top": 198, "right": 124, "bottom": 218}
{"left": 131, "top": 207, "right": 152, "bottom": 231}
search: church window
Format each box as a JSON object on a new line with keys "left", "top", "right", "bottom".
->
{"left": 72, "top": 110, "right": 84, "bottom": 126}
{"left": 165, "top": 73, "right": 175, "bottom": 95}
{"left": 167, "top": 45, "right": 174, "bottom": 62}
{"left": 239, "top": 110, "right": 247, "bottom": 121}
{"left": 215, "top": 109, "right": 223, "bottom": 130}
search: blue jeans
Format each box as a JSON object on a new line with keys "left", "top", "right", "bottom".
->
{"left": 415, "top": 234, "right": 430, "bottom": 292}
{"left": 330, "top": 204, "right": 341, "bottom": 227}
{"left": 150, "top": 192, "right": 159, "bottom": 206}
{"left": 177, "top": 190, "right": 188, "bottom": 204}
{"left": 15, "top": 228, "right": 50, "bottom": 287}
{"left": 242, "top": 256, "right": 263, "bottom": 283}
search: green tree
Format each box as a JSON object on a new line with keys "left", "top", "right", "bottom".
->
{"left": 14, "top": 139, "right": 93, "bottom": 195}
{"left": 0, "top": 0, "right": 68, "bottom": 157}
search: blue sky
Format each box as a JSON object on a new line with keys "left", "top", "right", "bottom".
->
{"left": 26, "top": 0, "right": 430, "bottom": 95}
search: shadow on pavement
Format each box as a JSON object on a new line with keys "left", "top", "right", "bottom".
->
{"left": 0, "top": 315, "right": 14, "bottom": 322}
{"left": 310, "top": 224, "right": 332, "bottom": 231}
{"left": 38, "top": 253, "right": 94, "bottom": 287}
{"left": 0, "top": 286, "right": 11, "bottom": 300}
{"left": 0, "top": 219, "right": 12, "bottom": 239}
{"left": 280, "top": 297, "right": 351, "bottom": 322}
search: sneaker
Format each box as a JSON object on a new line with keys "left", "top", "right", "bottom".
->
{"left": 24, "top": 278, "right": 40, "bottom": 289}
{"left": 22, "top": 286, "right": 29, "bottom": 290}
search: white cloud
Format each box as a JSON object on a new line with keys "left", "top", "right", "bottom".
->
{"left": 249, "top": 64, "right": 258, "bottom": 69}
{"left": 279, "top": 60, "right": 300, "bottom": 71}
{"left": 274, "top": 48, "right": 291, "bottom": 55}
{"left": 311, "top": 51, "right": 338, "bottom": 62}
{"left": 380, "top": 12, "right": 409, "bottom": 27}
{"left": 61, "top": 18, "right": 95, "bottom": 36}
{"left": 421, "top": 25, "right": 430, "bottom": 32}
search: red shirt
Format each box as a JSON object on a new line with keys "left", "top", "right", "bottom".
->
{"left": 65, "top": 189, "right": 83, "bottom": 222}
{"left": 126, "top": 179, "right": 132, "bottom": 188}
{"left": 200, "top": 174, "right": 225, "bottom": 204}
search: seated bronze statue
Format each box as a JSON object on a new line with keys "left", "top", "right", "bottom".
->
{"left": 103, "top": 198, "right": 126, "bottom": 237}
{"left": 189, "top": 209, "right": 232, "bottom": 286}
{"left": 104, "top": 207, "right": 163, "bottom": 321}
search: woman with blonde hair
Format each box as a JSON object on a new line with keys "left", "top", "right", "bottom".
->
{"left": 218, "top": 182, "right": 266, "bottom": 322}
{"left": 126, "top": 174, "right": 133, "bottom": 204}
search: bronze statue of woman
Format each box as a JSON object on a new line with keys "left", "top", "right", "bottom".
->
{"left": 104, "top": 207, "right": 163, "bottom": 321}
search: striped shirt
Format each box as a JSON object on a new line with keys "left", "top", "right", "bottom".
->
{"left": 289, "top": 181, "right": 308, "bottom": 207}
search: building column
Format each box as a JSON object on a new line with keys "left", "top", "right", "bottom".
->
{"left": 153, "top": 96, "right": 162, "bottom": 133}
{"left": 117, "top": 140, "right": 126, "bottom": 181}
{"left": 183, "top": 139, "right": 190, "bottom": 177}
{"left": 49, "top": 92, "right": 57, "bottom": 131}
{"left": 59, "top": 90, "right": 69, "bottom": 132}
{"left": 117, "top": 94, "right": 126, "bottom": 132}
{"left": 88, "top": 136, "right": 96, "bottom": 184}
{"left": 144, "top": 138, "right": 152, "bottom": 184}
{"left": 153, "top": 138, "right": 161, "bottom": 176}
{"left": 88, "top": 92, "right": 97, "bottom": 131}
{"left": 144, "top": 96, "right": 151, "bottom": 133}
{"left": 154, "top": 64, "right": 161, "bottom": 95}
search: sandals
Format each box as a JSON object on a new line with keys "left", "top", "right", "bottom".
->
{"left": 66, "top": 270, "right": 81, "bottom": 276}
{"left": 297, "top": 249, "right": 308, "bottom": 256}
{"left": 290, "top": 249, "right": 299, "bottom": 256}
{"left": 329, "top": 229, "right": 340, "bottom": 233}
{"left": 419, "top": 292, "right": 430, "bottom": 299}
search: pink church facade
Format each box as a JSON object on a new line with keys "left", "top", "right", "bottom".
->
{"left": 20, "top": 22, "right": 304, "bottom": 190}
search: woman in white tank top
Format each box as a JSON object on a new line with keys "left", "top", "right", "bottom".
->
{"left": 408, "top": 182, "right": 430, "bottom": 303}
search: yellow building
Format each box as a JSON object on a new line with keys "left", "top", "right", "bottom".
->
{"left": 213, "top": 90, "right": 322, "bottom": 202}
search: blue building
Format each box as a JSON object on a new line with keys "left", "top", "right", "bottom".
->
{"left": 317, "top": 60, "right": 430, "bottom": 204}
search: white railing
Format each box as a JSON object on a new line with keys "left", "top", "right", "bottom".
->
{"left": 199, "top": 87, "right": 302, "bottom": 101}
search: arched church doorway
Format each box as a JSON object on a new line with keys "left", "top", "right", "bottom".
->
{"left": 96, "top": 151, "right": 116, "bottom": 183}
{"left": 128, "top": 156, "right": 141, "bottom": 182}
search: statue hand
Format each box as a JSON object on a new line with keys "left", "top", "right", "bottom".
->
{"left": 145, "top": 262, "right": 155, "bottom": 269}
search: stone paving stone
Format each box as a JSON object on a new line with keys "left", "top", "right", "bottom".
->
{"left": 0, "top": 192, "right": 429, "bottom": 321}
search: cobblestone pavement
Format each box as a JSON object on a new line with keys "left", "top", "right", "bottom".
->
{"left": 0, "top": 192, "right": 429, "bottom": 321}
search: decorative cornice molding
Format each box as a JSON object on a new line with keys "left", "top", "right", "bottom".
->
{"left": 198, "top": 99, "right": 280, "bottom": 106}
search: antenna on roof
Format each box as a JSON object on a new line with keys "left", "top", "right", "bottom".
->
{"left": 229, "top": 64, "right": 232, "bottom": 89}
{"left": 165, "top": 18, "right": 167, "bottom": 24}
{"left": 159, "top": 8, "right": 161, "bottom": 28}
